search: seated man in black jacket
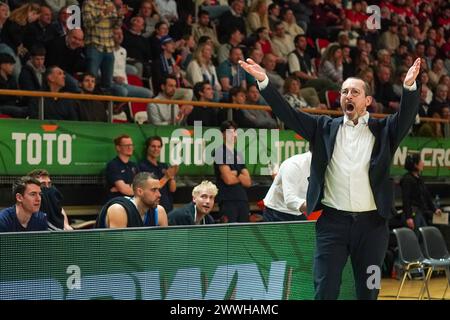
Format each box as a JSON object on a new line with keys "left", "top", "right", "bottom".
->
{"left": 29, "top": 66, "right": 79, "bottom": 120}
{"left": 0, "top": 53, "right": 27, "bottom": 117}
{"left": 168, "top": 180, "right": 218, "bottom": 225}
{"left": 75, "top": 72, "right": 108, "bottom": 122}
{"left": 19, "top": 46, "right": 46, "bottom": 107}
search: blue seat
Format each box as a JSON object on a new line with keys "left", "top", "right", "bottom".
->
{"left": 393, "top": 228, "right": 432, "bottom": 299}
{"left": 419, "top": 226, "right": 450, "bottom": 299}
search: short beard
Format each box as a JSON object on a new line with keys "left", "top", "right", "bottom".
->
{"left": 144, "top": 200, "right": 158, "bottom": 210}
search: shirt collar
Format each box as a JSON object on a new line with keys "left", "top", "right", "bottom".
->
{"left": 343, "top": 112, "right": 370, "bottom": 127}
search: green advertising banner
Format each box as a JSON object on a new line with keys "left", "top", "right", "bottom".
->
{"left": 0, "top": 119, "right": 449, "bottom": 177}
{"left": 0, "top": 222, "right": 356, "bottom": 300}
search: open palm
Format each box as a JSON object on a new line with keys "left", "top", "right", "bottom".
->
{"left": 404, "top": 58, "right": 421, "bottom": 87}
{"left": 238, "top": 59, "right": 266, "bottom": 82}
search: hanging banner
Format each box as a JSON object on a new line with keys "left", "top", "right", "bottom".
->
{"left": 0, "top": 119, "right": 449, "bottom": 177}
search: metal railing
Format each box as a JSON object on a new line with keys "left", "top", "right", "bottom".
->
{"left": 0, "top": 89, "right": 447, "bottom": 125}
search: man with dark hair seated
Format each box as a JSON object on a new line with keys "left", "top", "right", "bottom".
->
{"left": 19, "top": 45, "right": 46, "bottom": 92}
{"left": 75, "top": 72, "right": 108, "bottom": 122}
{"left": 96, "top": 172, "right": 168, "bottom": 228}
{"left": 187, "top": 81, "right": 219, "bottom": 127}
{"left": 0, "top": 176, "right": 48, "bottom": 232}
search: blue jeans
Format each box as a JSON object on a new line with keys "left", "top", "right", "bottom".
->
{"left": 111, "top": 83, "right": 153, "bottom": 98}
{"left": 85, "top": 46, "right": 114, "bottom": 89}
{"left": 0, "top": 105, "right": 28, "bottom": 118}
{"left": 64, "top": 73, "right": 81, "bottom": 93}
{"left": 200, "top": 5, "right": 230, "bottom": 20}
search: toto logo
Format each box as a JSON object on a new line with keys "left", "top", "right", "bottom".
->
{"left": 12, "top": 132, "right": 73, "bottom": 165}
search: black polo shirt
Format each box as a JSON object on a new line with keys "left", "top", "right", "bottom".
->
{"left": 213, "top": 145, "right": 248, "bottom": 202}
{"left": 105, "top": 156, "right": 139, "bottom": 199}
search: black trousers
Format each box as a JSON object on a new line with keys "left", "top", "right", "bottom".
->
{"left": 313, "top": 206, "right": 389, "bottom": 300}
{"left": 263, "top": 206, "right": 307, "bottom": 222}
{"left": 219, "top": 200, "right": 249, "bottom": 223}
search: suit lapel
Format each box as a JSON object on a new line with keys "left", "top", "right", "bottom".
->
{"left": 368, "top": 117, "right": 377, "bottom": 137}
{"left": 368, "top": 117, "right": 379, "bottom": 167}
{"left": 328, "top": 117, "right": 342, "bottom": 160}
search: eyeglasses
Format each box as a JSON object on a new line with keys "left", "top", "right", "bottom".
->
{"left": 340, "top": 88, "right": 362, "bottom": 97}
{"left": 120, "top": 144, "right": 134, "bottom": 148}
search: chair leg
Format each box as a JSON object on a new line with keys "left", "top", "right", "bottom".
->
{"left": 396, "top": 270, "right": 409, "bottom": 300}
{"left": 443, "top": 267, "right": 450, "bottom": 300}
{"left": 419, "top": 267, "right": 433, "bottom": 300}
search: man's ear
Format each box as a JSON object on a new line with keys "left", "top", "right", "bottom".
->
{"left": 192, "top": 196, "right": 196, "bottom": 204}
{"left": 16, "top": 193, "right": 23, "bottom": 203}
{"left": 135, "top": 187, "right": 143, "bottom": 197}
{"left": 365, "top": 95, "right": 373, "bottom": 107}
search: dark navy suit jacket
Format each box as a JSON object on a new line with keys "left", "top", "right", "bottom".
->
{"left": 260, "top": 82, "right": 420, "bottom": 219}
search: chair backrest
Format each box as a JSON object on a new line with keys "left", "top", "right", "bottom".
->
{"left": 325, "top": 90, "right": 340, "bottom": 109}
{"left": 126, "top": 74, "right": 149, "bottom": 120}
{"left": 393, "top": 227, "right": 425, "bottom": 264}
{"left": 419, "top": 226, "right": 450, "bottom": 260}
{"left": 316, "top": 38, "right": 330, "bottom": 54}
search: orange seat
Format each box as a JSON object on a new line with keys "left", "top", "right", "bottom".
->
{"left": 316, "top": 38, "right": 330, "bottom": 54}
{"left": 126, "top": 74, "right": 148, "bottom": 123}
{"left": 307, "top": 210, "right": 322, "bottom": 221}
{"left": 325, "top": 90, "right": 340, "bottom": 109}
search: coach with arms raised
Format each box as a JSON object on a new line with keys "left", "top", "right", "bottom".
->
{"left": 239, "top": 57, "right": 421, "bottom": 300}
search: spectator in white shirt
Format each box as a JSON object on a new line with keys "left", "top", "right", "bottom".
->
{"left": 148, "top": 75, "right": 187, "bottom": 125}
{"left": 263, "top": 151, "right": 311, "bottom": 221}
{"left": 111, "top": 27, "right": 153, "bottom": 99}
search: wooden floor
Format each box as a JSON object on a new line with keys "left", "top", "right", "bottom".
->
{"left": 379, "top": 275, "right": 449, "bottom": 300}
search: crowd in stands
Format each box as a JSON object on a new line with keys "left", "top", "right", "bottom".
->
{"left": 0, "top": 0, "right": 448, "bottom": 134}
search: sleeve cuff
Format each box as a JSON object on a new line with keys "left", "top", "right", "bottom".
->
{"left": 403, "top": 81, "right": 417, "bottom": 91}
{"left": 257, "top": 75, "right": 269, "bottom": 90}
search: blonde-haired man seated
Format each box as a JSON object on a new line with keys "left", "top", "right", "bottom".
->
{"left": 168, "top": 181, "right": 218, "bottom": 225}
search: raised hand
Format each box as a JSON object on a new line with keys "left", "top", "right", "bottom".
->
{"left": 238, "top": 58, "right": 266, "bottom": 82}
{"left": 404, "top": 58, "right": 421, "bottom": 87}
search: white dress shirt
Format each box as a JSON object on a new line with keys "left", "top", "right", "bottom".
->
{"left": 321, "top": 112, "right": 377, "bottom": 212}
{"left": 264, "top": 152, "right": 311, "bottom": 216}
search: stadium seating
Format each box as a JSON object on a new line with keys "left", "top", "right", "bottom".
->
{"left": 127, "top": 74, "right": 149, "bottom": 124}
{"left": 325, "top": 90, "right": 340, "bottom": 109}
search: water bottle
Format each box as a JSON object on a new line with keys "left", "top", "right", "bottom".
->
{"left": 434, "top": 194, "right": 441, "bottom": 209}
